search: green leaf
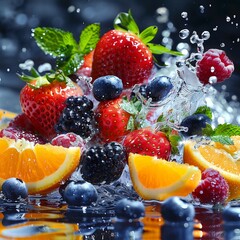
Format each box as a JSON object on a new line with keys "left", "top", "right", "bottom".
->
{"left": 57, "top": 53, "right": 83, "bottom": 76}
{"left": 33, "top": 27, "right": 78, "bottom": 57}
{"left": 169, "top": 134, "right": 181, "bottom": 155}
{"left": 194, "top": 106, "right": 213, "bottom": 120}
{"left": 147, "top": 43, "right": 183, "bottom": 56}
{"left": 127, "top": 116, "right": 135, "bottom": 131}
{"left": 114, "top": 10, "right": 139, "bottom": 35}
{"left": 139, "top": 26, "right": 158, "bottom": 44}
{"left": 79, "top": 23, "right": 100, "bottom": 55}
{"left": 211, "top": 135, "right": 234, "bottom": 145}
{"left": 202, "top": 123, "right": 215, "bottom": 136}
{"left": 213, "top": 123, "right": 240, "bottom": 136}
{"left": 120, "top": 98, "right": 139, "bottom": 115}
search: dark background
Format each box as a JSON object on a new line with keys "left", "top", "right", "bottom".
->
{"left": 0, "top": 0, "right": 240, "bottom": 111}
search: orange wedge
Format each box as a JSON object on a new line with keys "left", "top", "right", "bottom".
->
{"left": 128, "top": 153, "right": 201, "bottom": 201}
{"left": 183, "top": 136, "right": 240, "bottom": 200}
{"left": 0, "top": 137, "right": 81, "bottom": 195}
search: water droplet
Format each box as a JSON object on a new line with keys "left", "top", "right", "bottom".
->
{"left": 190, "top": 32, "right": 198, "bottom": 44}
{"left": 68, "top": 5, "right": 76, "bottom": 13}
{"left": 226, "top": 16, "right": 231, "bottom": 22}
{"left": 237, "top": 38, "right": 240, "bottom": 42}
{"left": 181, "top": 12, "right": 188, "bottom": 19}
{"left": 213, "top": 26, "right": 218, "bottom": 31}
{"left": 210, "top": 66, "right": 215, "bottom": 73}
{"left": 38, "top": 63, "right": 52, "bottom": 73}
{"left": 209, "top": 76, "right": 217, "bottom": 84}
{"left": 199, "top": 5, "right": 205, "bottom": 13}
{"left": 176, "top": 61, "right": 185, "bottom": 68}
{"left": 156, "top": 7, "right": 169, "bottom": 23}
{"left": 21, "top": 48, "right": 27, "bottom": 53}
{"left": 220, "top": 43, "right": 225, "bottom": 47}
{"left": 6, "top": 68, "right": 10, "bottom": 72}
{"left": 76, "top": 8, "right": 81, "bottom": 13}
{"left": 179, "top": 29, "right": 190, "bottom": 39}
{"left": 201, "top": 31, "right": 210, "bottom": 40}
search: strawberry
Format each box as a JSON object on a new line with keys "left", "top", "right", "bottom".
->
{"left": 95, "top": 97, "right": 131, "bottom": 143}
{"left": 19, "top": 70, "right": 83, "bottom": 140}
{"left": 91, "top": 10, "right": 181, "bottom": 89}
{"left": 123, "top": 127, "right": 171, "bottom": 160}
{"left": 76, "top": 50, "right": 94, "bottom": 77}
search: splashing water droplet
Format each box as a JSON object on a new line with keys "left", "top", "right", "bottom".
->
{"left": 68, "top": 5, "right": 76, "bottom": 13}
{"left": 38, "top": 63, "right": 52, "bottom": 73}
{"left": 201, "top": 31, "right": 210, "bottom": 40}
{"left": 210, "top": 66, "right": 215, "bottom": 73}
{"left": 76, "top": 8, "right": 80, "bottom": 13}
{"left": 220, "top": 43, "right": 225, "bottom": 47}
{"left": 213, "top": 26, "right": 218, "bottom": 31}
{"left": 19, "top": 59, "right": 34, "bottom": 71}
{"left": 6, "top": 68, "right": 10, "bottom": 72}
{"left": 156, "top": 7, "right": 169, "bottom": 23}
{"left": 209, "top": 76, "right": 217, "bottom": 84}
{"left": 181, "top": 12, "right": 188, "bottom": 18}
{"left": 179, "top": 29, "right": 190, "bottom": 39}
{"left": 226, "top": 16, "right": 231, "bottom": 22}
{"left": 199, "top": 5, "right": 205, "bottom": 13}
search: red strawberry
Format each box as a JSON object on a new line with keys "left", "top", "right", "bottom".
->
{"left": 76, "top": 50, "right": 94, "bottom": 77}
{"left": 91, "top": 11, "right": 181, "bottom": 89}
{"left": 95, "top": 97, "right": 131, "bottom": 143}
{"left": 20, "top": 72, "right": 83, "bottom": 140}
{"left": 123, "top": 127, "right": 171, "bottom": 160}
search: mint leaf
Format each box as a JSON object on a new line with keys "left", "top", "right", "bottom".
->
{"left": 194, "top": 106, "right": 212, "bottom": 120}
{"left": 213, "top": 123, "right": 240, "bottom": 136}
{"left": 211, "top": 135, "right": 234, "bottom": 145}
{"left": 202, "top": 123, "right": 215, "bottom": 136}
{"left": 56, "top": 53, "right": 83, "bottom": 75}
{"left": 147, "top": 43, "right": 183, "bottom": 56}
{"left": 79, "top": 23, "right": 100, "bottom": 55}
{"left": 33, "top": 27, "right": 78, "bottom": 57}
{"left": 140, "top": 26, "right": 158, "bottom": 44}
{"left": 114, "top": 10, "right": 139, "bottom": 35}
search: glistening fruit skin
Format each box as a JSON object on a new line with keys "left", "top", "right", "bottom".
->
{"left": 20, "top": 81, "right": 83, "bottom": 140}
{"left": 115, "top": 198, "right": 145, "bottom": 219}
{"left": 63, "top": 180, "right": 98, "bottom": 207}
{"left": 192, "top": 168, "right": 229, "bottom": 205}
{"left": 92, "top": 75, "right": 123, "bottom": 101}
{"left": 196, "top": 48, "right": 234, "bottom": 85}
{"left": 161, "top": 197, "right": 195, "bottom": 222}
{"left": 223, "top": 205, "right": 240, "bottom": 222}
{"left": 92, "top": 29, "right": 153, "bottom": 89}
{"left": 180, "top": 114, "right": 212, "bottom": 137}
{"left": 95, "top": 97, "right": 131, "bottom": 143}
{"left": 123, "top": 128, "right": 171, "bottom": 160}
{"left": 2, "top": 178, "right": 28, "bottom": 202}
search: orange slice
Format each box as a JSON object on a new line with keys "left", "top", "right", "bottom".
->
{"left": 0, "top": 137, "right": 81, "bottom": 195}
{"left": 183, "top": 136, "right": 240, "bottom": 200}
{"left": 128, "top": 153, "right": 201, "bottom": 201}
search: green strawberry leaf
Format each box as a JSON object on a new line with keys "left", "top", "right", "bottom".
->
{"left": 79, "top": 23, "right": 100, "bottom": 55}
{"left": 56, "top": 53, "right": 83, "bottom": 76}
{"left": 33, "top": 27, "right": 78, "bottom": 57}
{"left": 169, "top": 134, "right": 181, "bottom": 155}
{"left": 140, "top": 26, "right": 158, "bottom": 44}
{"left": 147, "top": 43, "right": 183, "bottom": 56}
{"left": 127, "top": 116, "right": 135, "bottom": 131}
{"left": 194, "top": 106, "right": 213, "bottom": 120}
{"left": 114, "top": 10, "right": 139, "bottom": 35}
{"left": 211, "top": 135, "right": 234, "bottom": 145}
{"left": 120, "top": 97, "right": 139, "bottom": 115}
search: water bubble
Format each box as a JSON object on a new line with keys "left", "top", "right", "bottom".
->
{"left": 190, "top": 32, "right": 198, "bottom": 44}
{"left": 201, "top": 31, "right": 210, "bottom": 40}
{"left": 220, "top": 43, "right": 225, "bottom": 47}
{"left": 21, "top": 48, "right": 27, "bottom": 53}
{"left": 38, "top": 63, "right": 52, "bottom": 73}
{"left": 6, "top": 68, "right": 10, "bottom": 72}
{"left": 226, "top": 16, "right": 231, "bottom": 22}
{"left": 210, "top": 66, "right": 215, "bottom": 73}
{"left": 237, "top": 38, "right": 240, "bottom": 42}
{"left": 76, "top": 8, "right": 81, "bottom": 13}
{"left": 179, "top": 29, "right": 190, "bottom": 39}
{"left": 68, "top": 5, "right": 76, "bottom": 13}
{"left": 19, "top": 59, "right": 34, "bottom": 71}
{"left": 213, "top": 26, "right": 218, "bottom": 31}
{"left": 176, "top": 61, "right": 185, "bottom": 68}
{"left": 181, "top": 12, "right": 188, "bottom": 19}
{"left": 156, "top": 7, "right": 169, "bottom": 23}
{"left": 199, "top": 5, "right": 205, "bottom": 13}
{"left": 209, "top": 76, "right": 217, "bottom": 84}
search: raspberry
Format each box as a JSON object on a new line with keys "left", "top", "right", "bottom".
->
{"left": 192, "top": 168, "right": 229, "bottom": 204}
{"left": 196, "top": 49, "right": 234, "bottom": 85}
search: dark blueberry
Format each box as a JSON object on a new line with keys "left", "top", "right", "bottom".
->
{"left": 115, "top": 198, "right": 145, "bottom": 219}
{"left": 161, "top": 197, "right": 195, "bottom": 222}
{"left": 55, "top": 96, "right": 97, "bottom": 139}
{"left": 2, "top": 178, "right": 28, "bottom": 202}
{"left": 92, "top": 75, "right": 123, "bottom": 101}
{"left": 63, "top": 180, "right": 98, "bottom": 207}
{"left": 180, "top": 114, "right": 212, "bottom": 137}
{"left": 222, "top": 205, "right": 240, "bottom": 222}
{"left": 80, "top": 142, "right": 127, "bottom": 184}
{"left": 59, "top": 179, "right": 74, "bottom": 199}
{"left": 146, "top": 76, "right": 173, "bottom": 102}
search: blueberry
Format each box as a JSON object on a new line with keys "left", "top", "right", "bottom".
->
{"left": 161, "top": 197, "right": 195, "bottom": 222}
{"left": 63, "top": 180, "right": 98, "bottom": 207}
{"left": 2, "top": 178, "right": 28, "bottom": 202}
{"left": 223, "top": 205, "right": 240, "bottom": 222}
{"left": 115, "top": 198, "right": 145, "bottom": 219}
{"left": 146, "top": 76, "right": 173, "bottom": 102}
{"left": 92, "top": 75, "right": 123, "bottom": 101}
{"left": 180, "top": 114, "right": 212, "bottom": 137}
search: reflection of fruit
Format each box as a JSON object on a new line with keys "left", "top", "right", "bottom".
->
{"left": 183, "top": 137, "right": 240, "bottom": 200}
{"left": 128, "top": 153, "right": 201, "bottom": 200}
{"left": 0, "top": 137, "right": 81, "bottom": 194}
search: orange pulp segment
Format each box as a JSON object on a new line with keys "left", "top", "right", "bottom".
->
{"left": 0, "top": 137, "right": 81, "bottom": 195}
{"left": 183, "top": 136, "right": 240, "bottom": 200}
{"left": 128, "top": 153, "right": 201, "bottom": 201}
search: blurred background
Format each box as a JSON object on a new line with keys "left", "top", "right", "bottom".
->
{"left": 0, "top": 0, "right": 239, "bottom": 112}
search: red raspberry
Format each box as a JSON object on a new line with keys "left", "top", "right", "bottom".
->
{"left": 192, "top": 168, "right": 229, "bottom": 204}
{"left": 196, "top": 49, "right": 234, "bottom": 85}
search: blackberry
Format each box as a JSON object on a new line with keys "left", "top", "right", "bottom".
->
{"left": 80, "top": 142, "right": 127, "bottom": 184}
{"left": 55, "top": 96, "right": 97, "bottom": 139}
